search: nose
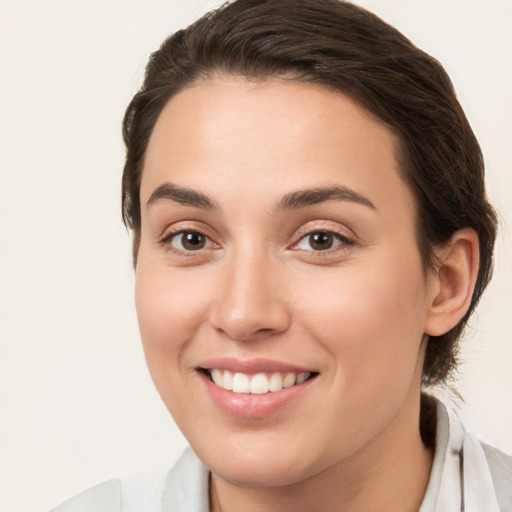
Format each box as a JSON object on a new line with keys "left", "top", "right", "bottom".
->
{"left": 209, "top": 251, "right": 291, "bottom": 341}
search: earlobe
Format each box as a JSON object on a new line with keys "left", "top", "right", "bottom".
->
{"left": 424, "top": 228, "right": 480, "bottom": 336}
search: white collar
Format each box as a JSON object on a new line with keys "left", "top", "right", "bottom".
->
{"left": 420, "top": 399, "right": 501, "bottom": 512}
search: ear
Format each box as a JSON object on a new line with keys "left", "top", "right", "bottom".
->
{"left": 424, "top": 228, "right": 480, "bottom": 336}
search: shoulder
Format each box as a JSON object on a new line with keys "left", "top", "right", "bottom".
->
{"left": 161, "top": 446, "right": 210, "bottom": 511}
{"left": 48, "top": 469, "right": 168, "bottom": 512}
{"left": 481, "top": 441, "right": 512, "bottom": 512}
{"left": 49, "top": 479, "right": 122, "bottom": 512}
{"left": 48, "top": 447, "right": 209, "bottom": 512}
{"left": 429, "top": 397, "right": 512, "bottom": 512}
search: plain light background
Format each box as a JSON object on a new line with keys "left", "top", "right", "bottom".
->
{"left": 0, "top": 1, "right": 510, "bottom": 511}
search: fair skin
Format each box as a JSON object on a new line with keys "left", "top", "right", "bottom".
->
{"left": 135, "top": 77, "right": 478, "bottom": 512}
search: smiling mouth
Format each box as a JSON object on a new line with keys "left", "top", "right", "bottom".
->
{"left": 201, "top": 369, "right": 318, "bottom": 395}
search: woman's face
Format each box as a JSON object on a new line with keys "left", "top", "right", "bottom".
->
{"left": 136, "top": 77, "right": 437, "bottom": 487}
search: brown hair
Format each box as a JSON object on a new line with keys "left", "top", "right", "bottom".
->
{"left": 122, "top": 0, "right": 497, "bottom": 386}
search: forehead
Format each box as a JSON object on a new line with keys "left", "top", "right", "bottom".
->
{"left": 141, "top": 77, "right": 414, "bottom": 219}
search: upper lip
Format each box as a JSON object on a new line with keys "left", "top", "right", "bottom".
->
{"left": 198, "top": 357, "right": 316, "bottom": 374}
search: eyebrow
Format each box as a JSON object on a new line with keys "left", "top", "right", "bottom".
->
{"left": 146, "top": 183, "right": 219, "bottom": 211}
{"left": 146, "top": 182, "right": 375, "bottom": 213}
{"left": 275, "top": 185, "right": 376, "bottom": 212}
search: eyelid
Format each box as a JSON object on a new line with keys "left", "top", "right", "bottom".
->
{"left": 290, "top": 221, "right": 355, "bottom": 243}
{"left": 288, "top": 221, "right": 356, "bottom": 253}
{"left": 158, "top": 222, "right": 222, "bottom": 255}
{"left": 157, "top": 220, "right": 355, "bottom": 256}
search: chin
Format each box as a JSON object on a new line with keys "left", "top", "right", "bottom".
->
{"left": 194, "top": 434, "right": 326, "bottom": 488}
{"left": 210, "top": 457, "right": 315, "bottom": 488}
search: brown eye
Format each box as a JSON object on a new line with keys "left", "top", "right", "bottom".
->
{"left": 295, "top": 231, "right": 351, "bottom": 252}
{"left": 308, "top": 232, "right": 334, "bottom": 250}
{"left": 171, "top": 231, "right": 209, "bottom": 251}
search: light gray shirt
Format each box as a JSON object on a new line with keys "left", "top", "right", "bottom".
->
{"left": 50, "top": 400, "right": 512, "bottom": 512}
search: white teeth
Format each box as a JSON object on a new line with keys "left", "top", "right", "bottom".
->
{"left": 232, "top": 372, "right": 250, "bottom": 393}
{"left": 296, "top": 372, "right": 308, "bottom": 384}
{"left": 223, "top": 370, "right": 234, "bottom": 391}
{"left": 283, "top": 373, "right": 296, "bottom": 388}
{"left": 208, "top": 369, "right": 312, "bottom": 394}
{"left": 250, "top": 373, "right": 270, "bottom": 394}
{"left": 211, "top": 369, "right": 223, "bottom": 386}
{"left": 269, "top": 372, "right": 283, "bottom": 392}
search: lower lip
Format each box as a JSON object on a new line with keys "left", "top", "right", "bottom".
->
{"left": 200, "top": 372, "right": 315, "bottom": 419}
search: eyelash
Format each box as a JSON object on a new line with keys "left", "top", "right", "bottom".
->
{"left": 159, "top": 228, "right": 355, "bottom": 257}
{"left": 159, "top": 229, "right": 219, "bottom": 256}
{"left": 292, "top": 230, "right": 355, "bottom": 254}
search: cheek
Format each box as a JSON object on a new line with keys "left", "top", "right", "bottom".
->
{"left": 294, "top": 255, "right": 428, "bottom": 381}
{"left": 134, "top": 264, "right": 218, "bottom": 425}
{"left": 134, "top": 264, "right": 211, "bottom": 366}
{"left": 288, "top": 257, "right": 429, "bottom": 450}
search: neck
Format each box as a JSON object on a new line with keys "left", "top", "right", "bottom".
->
{"left": 210, "top": 390, "right": 433, "bottom": 512}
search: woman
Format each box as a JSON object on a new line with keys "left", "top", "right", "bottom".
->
{"left": 51, "top": 0, "right": 511, "bottom": 510}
